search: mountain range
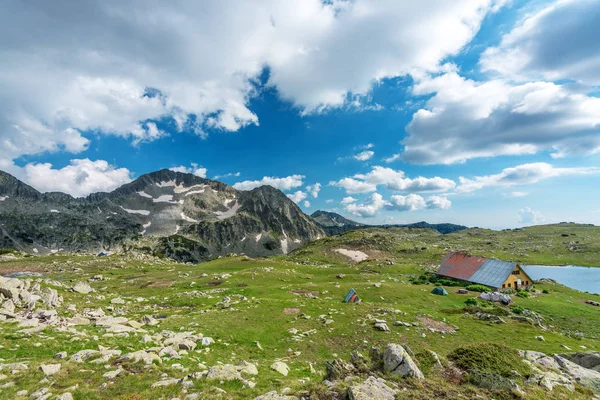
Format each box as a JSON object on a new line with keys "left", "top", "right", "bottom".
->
{"left": 0, "top": 169, "right": 467, "bottom": 262}
{"left": 310, "top": 210, "right": 467, "bottom": 235}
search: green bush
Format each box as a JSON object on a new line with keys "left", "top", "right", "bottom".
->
{"left": 415, "top": 350, "right": 443, "bottom": 376}
{"left": 510, "top": 305, "right": 524, "bottom": 314}
{"left": 0, "top": 248, "right": 15, "bottom": 255}
{"left": 465, "top": 284, "right": 490, "bottom": 293}
{"left": 448, "top": 343, "right": 532, "bottom": 378}
{"left": 464, "top": 298, "right": 478, "bottom": 306}
{"left": 542, "top": 289, "right": 549, "bottom": 294}
{"left": 516, "top": 291, "right": 530, "bottom": 298}
{"left": 503, "top": 289, "right": 516, "bottom": 294}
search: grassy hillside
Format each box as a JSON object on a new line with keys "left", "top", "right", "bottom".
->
{"left": 0, "top": 224, "right": 598, "bottom": 399}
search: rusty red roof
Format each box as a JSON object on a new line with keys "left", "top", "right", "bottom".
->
{"left": 437, "top": 252, "right": 488, "bottom": 280}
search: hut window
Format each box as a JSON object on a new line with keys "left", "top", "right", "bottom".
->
{"left": 508, "top": 283, "right": 511, "bottom": 288}
{"left": 502, "top": 284, "right": 506, "bottom": 288}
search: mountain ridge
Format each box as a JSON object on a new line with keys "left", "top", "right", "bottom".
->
{"left": 310, "top": 210, "right": 468, "bottom": 235}
{"left": 0, "top": 169, "right": 324, "bottom": 261}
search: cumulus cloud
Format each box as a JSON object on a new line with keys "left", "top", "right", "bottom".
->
{"left": 457, "top": 162, "right": 600, "bottom": 193}
{"left": 354, "top": 151, "right": 375, "bottom": 161}
{"left": 508, "top": 191, "right": 528, "bottom": 197}
{"left": 287, "top": 190, "right": 308, "bottom": 203}
{"left": 481, "top": 0, "right": 600, "bottom": 84}
{"left": 344, "top": 193, "right": 388, "bottom": 218}
{"left": 306, "top": 183, "right": 321, "bottom": 198}
{"left": 344, "top": 192, "right": 451, "bottom": 217}
{"left": 169, "top": 163, "right": 207, "bottom": 178}
{"left": 213, "top": 172, "right": 241, "bottom": 180}
{"left": 383, "top": 154, "right": 401, "bottom": 163}
{"left": 519, "top": 207, "right": 545, "bottom": 225}
{"left": 303, "top": 200, "right": 311, "bottom": 208}
{"left": 402, "top": 73, "right": 600, "bottom": 164}
{"left": 10, "top": 159, "right": 132, "bottom": 197}
{"left": 330, "top": 166, "right": 455, "bottom": 194}
{"left": 0, "top": 0, "right": 506, "bottom": 168}
{"left": 233, "top": 175, "right": 304, "bottom": 191}
{"left": 341, "top": 196, "right": 358, "bottom": 204}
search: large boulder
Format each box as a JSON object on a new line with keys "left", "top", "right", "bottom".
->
{"left": 348, "top": 376, "right": 395, "bottom": 400}
{"left": 479, "top": 292, "right": 511, "bottom": 305}
{"left": 206, "top": 364, "right": 242, "bottom": 381}
{"left": 72, "top": 282, "right": 94, "bottom": 294}
{"left": 255, "top": 391, "right": 298, "bottom": 400}
{"left": 383, "top": 344, "right": 424, "bottom": 379}
{"left": 554, "top": 355, "right": 600, "bottom": 392}
{"left": 559, "top": 352, "right": 600, "bottom": 372}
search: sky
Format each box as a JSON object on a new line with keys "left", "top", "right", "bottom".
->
{"left": 1, "top": 0, "right": 600, "bottom": 229}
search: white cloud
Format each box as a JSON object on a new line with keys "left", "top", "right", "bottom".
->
{"left": 457, "top": 163, "right": 600, "bottom": 193}
{"left": 233, "top": 174, "right": 305, "bottom": 191}
{"left": 325, "top": 199, "right": 334, "bottom": 204}
{"left": 386, "top": 194, "right": 451, "bottom": 211}
{"left": 303, "top": 200, "right": 311, "bottom": 208}
{"left": 383, "top": 154, "right": 401, "bottom": 163}
{"left": 169, "top": 163, "right": 207, "bottom": 178}
{"left": 330, "top": 166, "right": 455, "bottom": 194}
{"left": 387, "top": 194, "right": 426, "bottom": 211}
{"left": 0, "top": 0, "right": 505, "bottom": 167}
{"left": 341, "top": 196, "right": 358, "bottom": 205}
{"left": 213, "top": 172, "right": 241, "bottom": 180}
{"left": 426, "top": 195, "right": 452, "bottom": 210}
{"left": 481, "top": 0, "right": 600, "bottom": 85}
{"left": 508, "top": 191, "right": 528, "bottom": 197}
{"left": 344, "top": 193, "right": 388, "bottom": 218}
{"left": 359, "top": 143, "right": 374, "bottom": 150}
{"left": 306, "top": 183, "right": 321, "bottom": 198}
{"left": 9, "top": 159, "right": 132, "bottom": 197}
{"left": 519, "top": 207, "right": 545, "bottom": 225}
{"left": 402, "top": 73, "right": 600, "bottom": 164}
{"left": 287, "top": 190, "right": 308, "bottom": 203}
{"left": 354, "top": 150, "right": 375, "bottom": 161}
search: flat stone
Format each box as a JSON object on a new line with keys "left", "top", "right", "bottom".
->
{"left": 40, "top": 363, "right": 61, "bottom": 376}
{"left": 348, "top": 376, "right": 395, "bottom": 400}
{"left": 271, "top": 361, "right": 290, "bottom": 376}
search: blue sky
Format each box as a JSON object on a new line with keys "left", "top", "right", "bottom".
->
{"left": 1, "top": 0, "right": 599, "bottom": 229}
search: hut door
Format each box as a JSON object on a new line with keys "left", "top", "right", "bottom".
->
{"left": 517, "top": 278, "right": 522, "bottom": 288}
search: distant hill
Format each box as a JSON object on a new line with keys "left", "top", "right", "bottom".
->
{"left": 310, "top": 210, "right": 468, "bottom": 235}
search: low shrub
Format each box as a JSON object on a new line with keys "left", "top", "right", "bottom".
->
{"left": 464, "top": 298, "right": 478, "bottom": 306}
{"left": 448, "top": 343, "right": 532, "bottom": 378}
{"left": 465, "top": 284, "right": 490, "bottom": 293}
{"left": 542, "top": 289, "right": 549, "bottom": 294}
{"left": 503, "top": 289, "right": 516, "bottom": 294}
{"left": 415, "top": 350, "right": 443, "bottom": 376}
{"left": 0, "top": 248, "right": 15, "bottom": 255}
{"left": 516, "top": 291, "right": 530, "bottom": 298}
{"left": 510, "top": 305, "right": 524, "bottom": 314}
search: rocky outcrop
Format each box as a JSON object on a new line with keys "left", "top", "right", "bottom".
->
{"left": 383, "top": 344, "right": 424, "bottom": 379}
{"left": 348, "top": 376, "right": 395, "bottom": 400}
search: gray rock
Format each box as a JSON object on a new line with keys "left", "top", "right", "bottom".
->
{"left": 72, "top": 282, "right": 94, "bottom": 294}
{"left": 255, "top": 391, "right": 299, "bottom": 400}
{"left": 103, "top": 368, "right": 123, "bottom": 379}
{"left": 374, "top": 322, "right": 390, "bottom": 332}
{"left": 39, "top": 363, "right": 61, "bottom": 376}
{"left": 383, "top": 343, "right": 424, "bottom": 379}
{"left": 118, "top": 350, "right": 162, "bottom": 365}
{"left": 206, "top": 364, "right": 242, "bottom": 381}
{"left": 271, "top": 361, "right": 290, "bottom": 376}
{"left": 554, "top": 355, "right": 600, "bottom": 392}
{"left": 479, "top": 292, "right": 511, "bottom": 305}
{"left": 348, "top": 376, "right": 395, "bottom": 400}
{"left": 55, "top": 394, "right": 73, "bottom": 400}
{"left": 325, "top": 359, "right": 356, "bottom": 380}
{"left": 559, "top": 352, "right": 600, "bottom": 372}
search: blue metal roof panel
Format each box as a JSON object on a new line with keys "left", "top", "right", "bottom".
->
{"left": 468, "top": 259, "right": 515, "bottom": 288}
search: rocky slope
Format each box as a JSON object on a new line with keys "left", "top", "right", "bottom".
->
{"left": 0, "top": 169, "right": 324, "bottom": 261}
{"left": 311, "top": 210, "right": 468, "bottom": 235}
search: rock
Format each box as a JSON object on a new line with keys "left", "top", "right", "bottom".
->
{"left": 474, "top": 312, "right": 505, "bottom": 324}
{"left": 554, "top": 355, "right": 600, "bottom": 392}
{"left": 535, "top": 335, "right": 545, "bottom": 341}
{"left": 139, "top": 315, "right": 159, "bottom": 326}
{"left": 30, "top": 388, "right": 51, "bottom": 400}
{"left": 54, "top": 352, "right": 68, "bottom": 359}
{"left": 325, "top": 358, "right": 356, "bottom": 380}
{"left": 151, "top": 378, "right": 179, "bottom": 388}
{"left": 110, "top": 297, "right": 125, "bottom": 304}
{"left": 201, "top": 337, "right": 214, "bottom": 346}
{"left": 72, "top": 282, "right": 94, "bottom": 294}
{"left": 55, "top": 394, "right": 73, "bottom": 400}
{"left": 348, "top": 376, "right": 395, "bottom": 400}
{"left": 374, "top": 322, "right": 390, "bottom": 332}
{"left": 528, "top": 371, "right": 574, "bottom": 391}
{"left": 271, "top": 361, "right": 290, "bottom": 376}
{"left": 178, "top": 339, "right": 197, "bottom": 351}
{"left": 559, "top": 352, "right": 600, "bottom": 372}
{"left": 103, "top": 368, "right": 123, "bottom": 379}
{"left": 255, "top": 391, "right": 299, "bottom": 400}
{"left": 118, "top": 350, "right": 162, "bottom": 365}
{"left": 237, "top": 360, "right": 259, "bottom": 375}
{"left": 206, "top": 364, "right": 241, "bottom": 381}
{"left": 383, "top": 343, "right": 424, "bottom": 379}
{"left": 479, "top": 292, "right": 511, "bottom": 305}
{"left": 71, "top": 350, "right": 99, "bottom": 363}
{"left": 520, "top": 350, "right": 561, "bottom": 370}
{"left": 127, "top": 320, "right": 143, "bottom": 329}
{"left": 40, "top": 364, "right": 61, "bottom": 376}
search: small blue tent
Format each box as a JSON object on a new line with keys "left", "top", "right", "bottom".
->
{"left": 343, "top": 288, "right": 361, "bottom": 303}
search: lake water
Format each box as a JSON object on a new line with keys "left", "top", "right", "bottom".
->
{"left": 522, "top": 265, "right": 600, "bottom": 295}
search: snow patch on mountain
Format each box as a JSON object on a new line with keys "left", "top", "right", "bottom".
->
{"left": 120, "top": 206, "right": 151, "bottom": 216}
{"left": 214, "top": 200, "right": 240, "bottom": 220}
{"left": 0, "top": 196, "right": 8, "bottom": 201}
{"left": 180, "top": 212, "right": 199, "bottom": 223}
{"left": 137, "top": 191, "right": 153, "bottom": 198}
